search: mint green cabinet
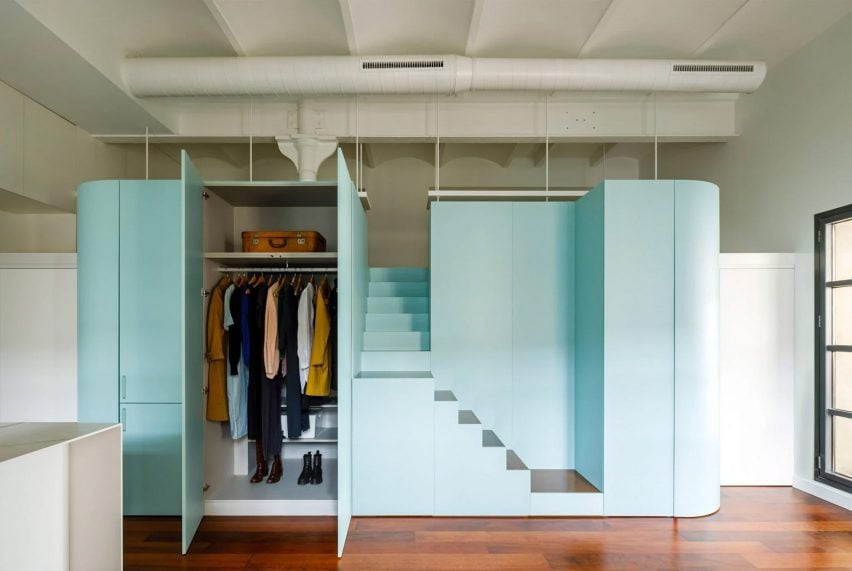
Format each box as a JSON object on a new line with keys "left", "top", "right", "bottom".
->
{"left": 77, "top": 153, "right": 204, "bottom": 552}
{"left": 118, "top": 181, "right": 183, "bottom": 404}
{"left": 121, "top": 403, "right": 182, "bottom": 515}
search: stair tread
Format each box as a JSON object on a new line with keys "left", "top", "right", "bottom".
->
{"left": 434, "top": 390, "right": 457, "bottom": 402}
{"left": 482, "top": 430, "right": 504, "bottom": 448}
{"left": 355, "top": 371, "right": 433, "bottom": 379}
{"left": 531, "top": 469, "right": 600, "bottom": 494}
{"left": 506, "top": 450, "right": 529, "bottom": 471}
{"left": 458, "top": 410, "right": 480, "bottom": 424}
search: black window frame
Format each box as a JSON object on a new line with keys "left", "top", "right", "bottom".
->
{"left": 815, "top": 203, "right": 852, "bottom": 493}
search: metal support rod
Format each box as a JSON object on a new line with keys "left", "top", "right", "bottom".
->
{"left": 435, "top": 98, "right": 440, "bottom": 201}
{"left": 145, "top": 126, "right": 149, "bottom": 180}
{"left": 355, "top": 97, "right": 359, "bottom": 191}
{"left": 249, "top": 97, "right": 254, "bottom": 182}
{"left": 545, "top": 94, "right": 549, "bottom": 201}
{"left": 653, "top": 93, "right": 658, "bottom": 180}
{"left": 218, "top": 266, "right": 338, "bottom": 273}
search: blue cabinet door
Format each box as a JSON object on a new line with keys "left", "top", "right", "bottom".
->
{"left": 77, "top": 181, "right": 120, "bottom": 422}
{"left": 180, "top": 152, "right": 204, "bottom": 554}
{"left": 118, "top": 180, "right": 183, "bottom": 403}
{"left": 121, "top": 402, "right": 182, "bottom": 515}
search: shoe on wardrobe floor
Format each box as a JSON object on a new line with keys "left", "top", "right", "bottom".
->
{"left": 297, "top": 452, "right": 313, "bottom": 486}
{"left": 310, "top": 450, "right": 323, "bottom": 485}
{"left": 266, "top": 454, "right": 283, "bottom": 484}
{"left": 250, "top": 443, "right": 268, "bottom": 484}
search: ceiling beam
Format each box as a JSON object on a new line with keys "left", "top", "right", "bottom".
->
{"left": 533, "top": 143, "right": 556, "bottom": 166}
{"left": 203, "top": 0, "right": 246, "bottom": 56}
{"left": 577, "top": 0, "right": 618, "bottom": 57}
{"left": 692, "top": 0, "right": 750, "bottom": 56}
{"left": 338, "top": 0, "right": 359, "bottom": 55}
{"left": 465, "top": 0, "right": 487, "bottom": 56}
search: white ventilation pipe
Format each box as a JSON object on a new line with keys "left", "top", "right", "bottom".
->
{"left": 122, "top": 55, "right": 766, "bottom": 97}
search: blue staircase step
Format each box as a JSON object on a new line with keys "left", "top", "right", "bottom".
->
{"left": 369, "top": 281, "right": 428, "bottom": 297}
{"left": 364, "top": 331, "right": 430, "bottom": 351}
{"left": 370, "top": 267, "right": 429, "bottom": 282}
{"left": 361, "top": 351, "right": 430, "bottom": 372}
{"left": 367, "top": 296, "right": 429, "bottom": 314}
{"left": 366, "top": 313, "right": 429, "bottom": 332}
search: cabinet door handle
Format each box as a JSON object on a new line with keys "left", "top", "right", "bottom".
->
{"left": 121, "top": 375, "right": 127, "bottom": 400}
{"left": 121, "top": 407, "right": 127, "bottom": 432}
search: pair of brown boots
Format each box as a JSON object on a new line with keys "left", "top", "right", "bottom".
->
{"left": 251, "top": 442, "right": 282, "bottom": 484}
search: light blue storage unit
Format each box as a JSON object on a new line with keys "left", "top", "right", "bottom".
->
{"left": 352, "top": 374, "right": 435, "bottom": 515}
{"left": 575, "top": 188, "right": 605, "bottom": 492}
{"left": 673, "top": 180, "right": 720, "bottom": 517}
{"left": 600, "top": 181, "right": 676, "bottom": 516}
{"left": 77, "top": 152, "right": 205, "bottom": 553}
{"left": 512, "top": 203, "right": 575, "bottom": 469}
{"left": 77, "top": 181, "right": 119, "bottom": 423}
{"left": 337, "top": 149, "right": 368, "bottom": 556}
{"left": 430, "top": 203, "right": 514, "bottom": 440}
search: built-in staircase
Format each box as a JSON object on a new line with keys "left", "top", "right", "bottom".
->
{"left": 358, "top": 267, "right": 601, "bottom": 516}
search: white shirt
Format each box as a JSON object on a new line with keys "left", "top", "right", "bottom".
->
{"left": 297, "top": 282, "right": 315, "bottom": 391}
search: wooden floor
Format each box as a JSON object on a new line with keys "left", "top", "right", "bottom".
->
{"left": 124, "top": 487, "right": 852, "bottom": 570}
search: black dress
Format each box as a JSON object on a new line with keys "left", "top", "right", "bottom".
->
{"left": 278, "top": 284, "right": 302, "bottom": 438}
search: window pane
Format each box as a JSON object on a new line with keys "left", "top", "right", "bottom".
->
{"left": 833, "top": 416, "right": 852, "bottom": 479}
{"left": 835, "top": 352, "right": 852, "bottom": 411}
{"left": 832, "top": 287, "right": 852, "bottom": 345}
{"left": 833, "top": 219, "right": 852, "bottom": 281}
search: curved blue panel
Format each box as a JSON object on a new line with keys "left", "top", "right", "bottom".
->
{"left": 674, "top": 180, "right": 721, "bottom": 517}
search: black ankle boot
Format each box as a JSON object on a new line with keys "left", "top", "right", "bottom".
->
{"left": 297, "top": 452, "right": 312, "bottom": 485}
{"left": 311, "top": 450, "right": 323, "bottom": 485}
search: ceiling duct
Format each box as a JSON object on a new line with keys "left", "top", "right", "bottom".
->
{"left": 122, "top": 55, "right": 766, "bottom": 97}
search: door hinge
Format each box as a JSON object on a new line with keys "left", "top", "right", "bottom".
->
{"left": 203, "top": 483, "right": 210, "bottom": 493}
{"left": 817, "top": 456, "right": 823, "bottom": 470}
{"left": 202, "top": 191, "right": 210, "bottom": 200}
{"left": 818, "top": 315, "right": 822, "bottom": 328}
{"left": 202, "top": 288, "right": 210, "bottom": 298}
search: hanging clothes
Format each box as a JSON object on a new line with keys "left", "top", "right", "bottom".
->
{"left": 297, "top": 281, "right": 316, "bottom": 392}
{"left": 206, "top": 276, "right": 230, "bottom": 422}
{"left": 306, "top": 278, "right": 332, "bottom": 397}
{"left": 278, "top": 282, "right": 303, "bottom": 438}
{"left": 263, "top": 281, "right": 282, "bottom": 379}
{"left": 246, "top": 279, "right": 267, "bottom": 441}
{"left": 329, "top": 279, "right": 338, "bottom": 392}
{"left": 261, "top": 281, "right": 284, "bottom": 460}
{"left": 224, "top": 282, "right": 247, "bottom": 440}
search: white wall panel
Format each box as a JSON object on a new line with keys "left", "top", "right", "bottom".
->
{"left": 0, "top": 256, "right": 77, "bottom": 421}
{"left": 720, "top": 254, "right": 794, "bottom": 485}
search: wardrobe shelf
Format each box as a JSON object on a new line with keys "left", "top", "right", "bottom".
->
{"left": 286, "top": 427, "right": 338, "bottom": 443}
{"left": 204, "top": 252, "right": 338, "bottom": 267}
{"left": 204, "top": 180, "right": 338, "bottom": 207}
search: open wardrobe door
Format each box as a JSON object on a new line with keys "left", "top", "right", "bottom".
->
{"left": 336, "top": 148, "right": 368, "bottom": 557}
{"left": 180, "top": 150, "right": 205, "bottom": 553}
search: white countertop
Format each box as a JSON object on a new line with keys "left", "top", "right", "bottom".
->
{"left": 0, "top": 422, "right": 118, "bottom": 463}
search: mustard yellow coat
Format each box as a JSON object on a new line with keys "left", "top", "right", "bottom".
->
{"left": 306, "top": 279, "right": 332, "bottom": 397}
{"left": 206, "top": 276, "right": 230, "bottom": 421}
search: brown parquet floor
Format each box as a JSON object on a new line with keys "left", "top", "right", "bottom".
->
{"left": 124, "top": 487, "right": 852, "bottom": 570}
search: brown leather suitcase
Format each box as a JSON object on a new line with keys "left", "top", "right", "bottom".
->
{"left": 241, "top": 231, "right": 327, "bottom": 253}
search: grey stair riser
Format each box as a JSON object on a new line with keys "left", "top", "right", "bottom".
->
{"left": 369, "top": 267, "right": 429, "bottom": 282}
{"left": 367, "top": 297, "right": 429, "bottom": 314}
{"left": 366, "top": 313, "right": 429, "bottom": 332}
{"left": 369, "top": 281, "right": 429, "bottom": 297}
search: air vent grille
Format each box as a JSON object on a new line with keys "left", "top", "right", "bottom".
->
{"left": 362, "top": 60, "right": 445, "bottom": 70}
{"left": 672, "top": 64, "right": 754, "bottom": 73}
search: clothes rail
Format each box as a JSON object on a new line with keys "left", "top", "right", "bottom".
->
{"left": 217, "top": 266, "right": 338, "bottom": 273}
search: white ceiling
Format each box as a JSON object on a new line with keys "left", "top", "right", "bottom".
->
{"left": 4, "top": 0, "right": 852, "bottom": 135}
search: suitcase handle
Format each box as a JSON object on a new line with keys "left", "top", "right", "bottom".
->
{"left": 268, "top": 238, "right": 288, "bottom": 248}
